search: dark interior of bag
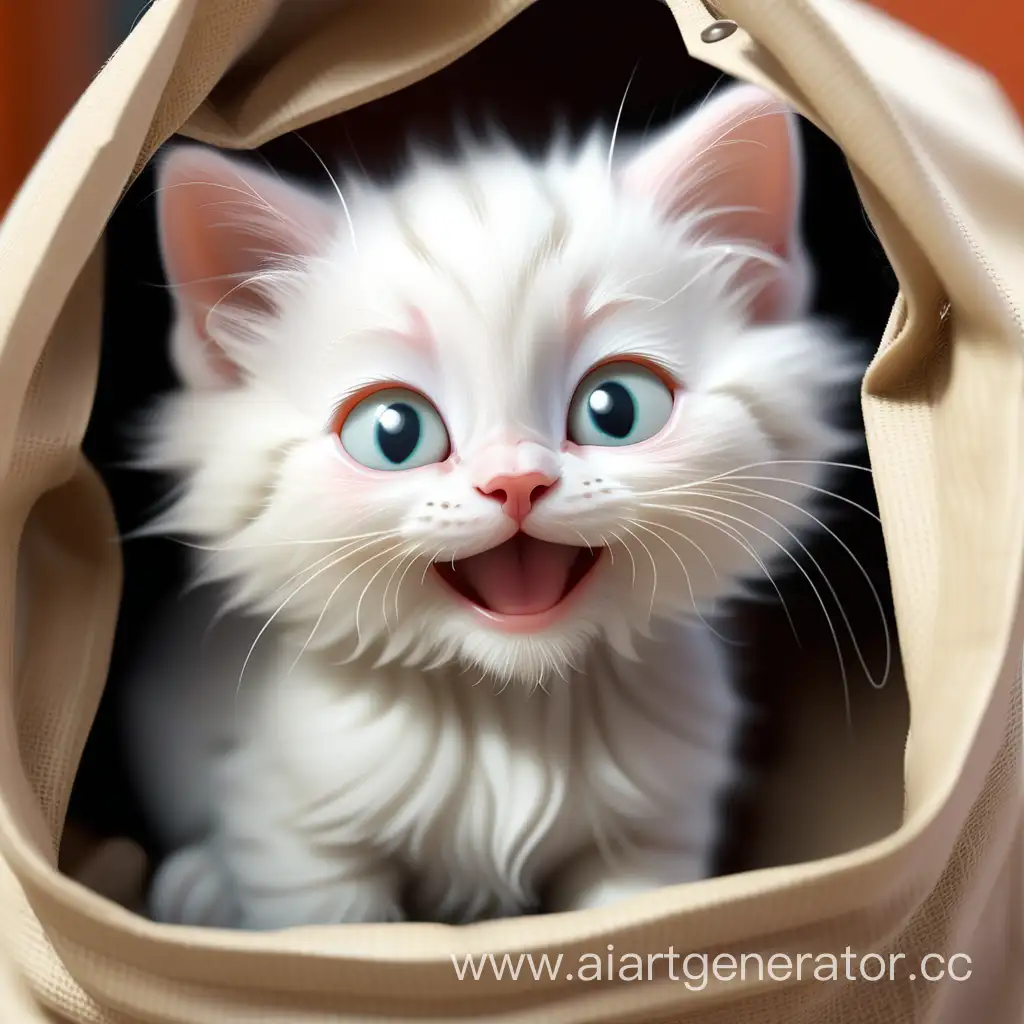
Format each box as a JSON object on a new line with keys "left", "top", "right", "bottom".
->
{"left": 66, "top": 0, "right": 908, "bottom": 911}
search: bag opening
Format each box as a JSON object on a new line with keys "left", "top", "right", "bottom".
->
{"left": 65, "top": 0, "right": 906, "bottom": 917}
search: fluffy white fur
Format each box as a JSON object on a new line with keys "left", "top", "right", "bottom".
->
{"left": 123, "top": 85, "right": 857, "bottom": 929}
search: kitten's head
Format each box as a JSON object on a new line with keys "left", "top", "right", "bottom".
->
{"left": 146, "top": 84, "right": 856, "bottom": 686}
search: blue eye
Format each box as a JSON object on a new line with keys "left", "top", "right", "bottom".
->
{"left": 339, "top": 388, "right": 450, "bottom": 470}
{"left": 567, "top": 362, "right": 674, "bottom": 447}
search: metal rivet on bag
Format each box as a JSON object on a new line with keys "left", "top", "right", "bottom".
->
{"left": 700, "top": 20, "right": 738, "bottom": 43}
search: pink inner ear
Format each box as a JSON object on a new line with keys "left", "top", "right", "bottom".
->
{"left": 621, "top": 84, "right": 812, "bottom": 321}
{"left": 156, "top": 146, "right": 339, "bottom": 388}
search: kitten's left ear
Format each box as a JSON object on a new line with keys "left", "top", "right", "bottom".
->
{"left": 621, "top": 84, "right": 812, "bottom": 322}
{"left": 156, "top": 145, "right": 339, "bottom": 389}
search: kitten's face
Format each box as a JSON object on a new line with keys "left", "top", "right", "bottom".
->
{"left": 149, "top": 86, "right": 854, "bottom": 684}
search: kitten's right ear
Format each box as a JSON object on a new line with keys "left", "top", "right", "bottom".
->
{"left": 156, "top": 146, "right": 338, "bottom": 389}
{"left": 620, "top": 84, "right": 811, "bottom": 323}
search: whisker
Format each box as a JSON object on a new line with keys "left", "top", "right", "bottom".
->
{"left": 597, "top": 534, "right": 615, "bottom": 567}
{"left": 573, "top": 531, "right": 594, "bottom": 555}
{"left": 639, "top": 504, "right": 801, "bottom": 645}
{"left": 289, "top": 542, "right": 406, "bottom": 675}
{"left": 167, "top": 526, "right": 396, "bottom": 553}
{"left": 707, "top": 481, "right": 891, "bottom": 689}
{"left": 355, "top": 548, "right": 413, "bottom": 641}
{"left": 380, "top": 544, "right": 424, "bottom": 631}
{"left": 264, "top": 542, "right": 355, "bottom": 599}
{"left": 631, "top": 516, "right": 719, "bottom": 582}
{"left": 717, "top": 477, "right": 881, "bottom": 522}
{"left": 672, "top": 487, "right": 887, "bottom": 691}
{"left": 614, "top": 527, "right": 638, "bottom": 587}
{"left": 646, "top": 501, "right": 853, "bottom": 726}
{"left": 421, "top": 549, "right": 444, "bottom": 586}
{"left": 291, "top": 132, "right": 358, "bottom": 254}
{"left": 619, "top": 524, "right": 658, "bottom": 618}
{"left": 645, "top": 475, "right": 881, "bottom": 523}
{"left": 268, "top": 532, "right": 400, "bottom": 601}
{"left": 607, "top": 61, "right": 640, "bottom": 178}
{"left": 391, "top": 543, "right": 426, "bottom": 622}
{"left": 638, "top": 459, "right": 872, "bottom": 500}
{"left": 234, "top": 541, "right": 399, "bottom": 699}
{"left": 626, "top": 519, "right": 737, "bottom": 646}
{"left": 704, "top": 458, "right": 872, "bottom": 481}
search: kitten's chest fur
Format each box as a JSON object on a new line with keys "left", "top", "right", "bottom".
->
{"left": 221, "top": 619, "right": 739, "bottom": 922}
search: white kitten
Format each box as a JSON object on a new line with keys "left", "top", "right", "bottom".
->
{"left": 123, "top": 85, "right": 856, "bottom": 929}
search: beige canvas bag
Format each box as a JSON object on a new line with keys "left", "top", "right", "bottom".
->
{"left": 0, "top": 0, "right": 1021, "bottom": 1021}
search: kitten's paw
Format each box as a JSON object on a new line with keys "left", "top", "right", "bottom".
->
{"left": 238, "top": 875, "right": 406, "bottom": 930}
{"left": 150, "top": 844, "right": 240, "bottom": 927}
{"left": 564, "top": 874, "right": 670, "bottom": 912}
{"left": 152, "top": 845, "right": 405, "bottom": 929}
{"left": 549, "top": 851, "right": 706, "bottom": 912}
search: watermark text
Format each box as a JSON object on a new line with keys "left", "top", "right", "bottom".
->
{"left": 451, "top": 946, "right": 973, "bottom": 990}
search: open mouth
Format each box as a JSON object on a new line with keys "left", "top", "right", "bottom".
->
{"left": 434, "top": 533, "right": 602, "bottom": 630}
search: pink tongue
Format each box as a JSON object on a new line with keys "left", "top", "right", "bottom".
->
{"left": 456, "top": 535, "right": 579, "bottom": 615}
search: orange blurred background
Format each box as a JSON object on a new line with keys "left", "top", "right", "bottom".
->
{"left": 0, "top": 0, "right": 104, "bottom": 213}
{"left": 1, "top": 0, "right": 1024, "bottom": 215}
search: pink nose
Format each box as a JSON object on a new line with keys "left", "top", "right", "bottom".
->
{"left": 477, "top": 471, "right": 557, "bottom": 524}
